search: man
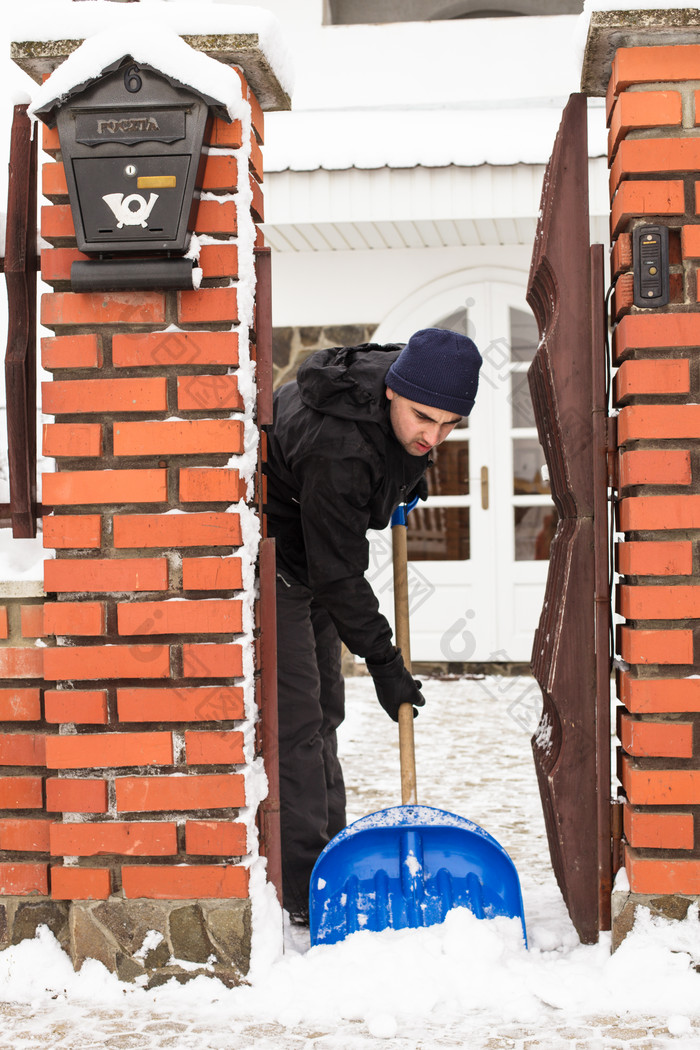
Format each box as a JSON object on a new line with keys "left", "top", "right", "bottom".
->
{"left": 264, "top": 327, "right": 482, "bottom": 923}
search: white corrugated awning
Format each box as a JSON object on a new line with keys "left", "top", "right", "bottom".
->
{"left": 262, "top": 157, "right": 611, "bottom": 253}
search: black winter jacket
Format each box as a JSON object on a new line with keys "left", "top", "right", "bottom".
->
{"left": 264, "top": 343, "right": 429, "bottom": 664}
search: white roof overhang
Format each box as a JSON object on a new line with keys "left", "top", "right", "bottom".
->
{"left": 262, "top": 156, "right": 611, "bottom": 253}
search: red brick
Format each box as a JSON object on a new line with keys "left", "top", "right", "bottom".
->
{"left": 42, "top": 291, "right": 166, "bottom": 328}
{"left": 115, "top": 772, "right": 244, "bottom": 812}
{"left": 177, "top": 288, "right": 238, "bottom": 325}
{"left": 619, "top": 626, "right": 693, "bottom": 665}
{"left": 202, "top": 154, "right": 238, "bottom": 191}
{"left": 614, "top": 359, "right": 690, "bottom": 401}
{"left": 0, "top": 863, "right": 48, "bottom": 895}
{"left": 617, "top": 540, "right": 692, "bottom": 576}
{"left": 185, "top": 730, "right": 245, "bottom": 765}
{"left": 0, "top": 649, "right": 43, "bottom": 679}
{"left": 193, "top": 200, "right": 237, "bottom": 237}
{"left": 42, "top": 161, "right": 68, "bottom": 199}
{"left": 614, "top": 312, "right": 700, "bottom": 361}
{"left": 0, "top": 776, "right": 43, "bottom": 809}
{"left": 0, "top": 608, "right": 7, "bottom": 639}
{"left": 112, "top": 330, "right": 239, "bottom": 368}
{"left": 41, "top": 203, "right": 75, "bottom": 241}
{"left": 41, "top": 334, "right": 102, "bottom": 370}
{"left": 46, "top": 778, "right": 108, "bottom": 813}
{"left": 620, "top": 713, "right": 693, "bottom": 757}
{"left": 620, "top": 672, "right": 700, "bottom": 713}
{"left": 117, "top": 685, "right": 244, "bottom": 723}
{"left": 177, "top": 374, "right": 243, "bottom": 412}
{"left": 44, "top": 645, "right": 170, "bottom": 682}
{"left": 45, "top": 731, "right": 173, "bottom": 770}
{"left": 44, "top": 557, "right": 167, "bottom": 593}
{"left": 0, "top": 734, "right": 46, "bottom": 766}
{"left": 682, "top": 224, "right": 700, "bottom": 259}
{"left": 611, "top": 138, "right": 700, "bottom": 197}
{"left": 199, "top": 243, "right": 239, "bottom": 279}
{"left": 624, "top": 807, "right": 694, "bottom": 851}
{"left": 182, "top": 557, "right": 244, "bottom": 591}
{"left": 113, "top": 512, "right": 242, "bottom": 549}
{"left": 41, "top": 247, "right": 89, "bottom": 284}
{"left": 43, "top": 468, "right": 167, "bottom": 506}
{"left": 611, "top": 180, "right": 685, "bottom": 239}
{"left": 51, "top": 866, "right": 111, "bottom": 900}
{"left": 250, "top": 174, "right": 264, "bottom": 223}
{"left": 622, "top": 756, "right": 700, "bottom": 804}
{"left": 0, "top": 688, "right": 41, "bottom": 722}
{"left": 228, "top": 69, "right": 264, "bottom": 144}
{"left": 42, "top": 124, "right": 61, "bottom": 154}
{"left": 113, "top": 419, "right": 244, "bottom": 457}
{"left": 20, "top": 605, "right": 44, "bottom": 639}
{"left": 42, "top": 514, "right": 102, "bottom": 550}
{"left": 0, "top": 818, "right": 52, "bottom": 852}
{"left": 117, "top": 599, "right": 242, "bottom": 636}
{"left": 43, "top": 377, "right": 167, "bottom": 415}
{"left": 611, "top": 232, "right": 632, "bottom": 279}
{"left": 179, "top": 468, "right": 246, "bottom": 504}
{"left": 122, "top": 863, "right": 248, "bottom": 900}
{"left": 620, "top": 583, "right": 700, "bottom": 620}
{"left": 44, "top": 689, "right": 108, "bottom": 724}
{"left": 185, "top": 820, "right": 247, "bottom": 856}
{"left": 619, "top": 449, "right": 691, "bottom": 488}
{"left": 249, "top": 89, "right": 264, "bottom": 145}
{"left": 182, "top": 643, "right": 243, "bottom": 679}
{"left": 43, "top": 602, "right": 106, "bottom": 638}
{"left": 206, "top": 118, "right": 243, "bottom": 148}
{"left": 50, "top": 821, "right": 177, "bottom": 857}
{"left": 612, "top": 45, "right": 700, "bottom": 93}
{"left": 42, "top": 423, "right": 103, "bottom": 458}
{"left": 249, "top": 132, "right": 263, "bottom": 183}
{"left": 627, "top": 853, "right": 700, "bottom": 895}
{"left": 620, "top": 494, "right": 700, "bottom": 530}
{"left": 608, "top": 90, "right": 682, "bottom": 157}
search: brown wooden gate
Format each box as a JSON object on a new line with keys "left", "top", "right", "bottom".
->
{"left": 526, "top": 93, "right": 612, "bottom": 943}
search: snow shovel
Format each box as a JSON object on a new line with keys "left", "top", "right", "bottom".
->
{"left": 309, "top": 499, "right": 527, "bottom": 947}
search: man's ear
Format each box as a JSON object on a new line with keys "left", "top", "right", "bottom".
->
{"left": 385, "top": 386, "right": 394, "bottom": 401}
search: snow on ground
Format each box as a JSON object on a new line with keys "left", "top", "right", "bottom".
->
{"left": 0, "top": 675, "right": 699, "bottom": 1050}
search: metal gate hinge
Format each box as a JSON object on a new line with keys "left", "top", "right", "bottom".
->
{"left": 605, "top": 416, "right": 617, "bottom": 452}
{"left": 606, "top": 416, "right": 618, "bottom": 490}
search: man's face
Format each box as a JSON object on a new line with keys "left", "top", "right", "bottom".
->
{"left": 386, "top": 388, "right": 462, "bottom": 457}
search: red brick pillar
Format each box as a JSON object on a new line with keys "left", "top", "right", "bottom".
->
{"left": 0, "top": 33, "right": 287, "bottom": 982}
{"left": 0, "top": 588, "right": 62, "bottom": 944}
{"left": 583, "top": 14, "right": 700, "bottom": 944}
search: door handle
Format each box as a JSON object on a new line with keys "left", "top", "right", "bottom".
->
{"left": 480, "top": 466, "right": 489, "bottom": 510}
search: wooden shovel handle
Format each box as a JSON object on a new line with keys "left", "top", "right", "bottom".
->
{"left": 392, "top": 520, "right": 418, "bottom": 805}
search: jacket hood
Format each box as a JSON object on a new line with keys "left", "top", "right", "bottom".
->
{"left": 296, "top": 343, "right": 403, "bottom": 423}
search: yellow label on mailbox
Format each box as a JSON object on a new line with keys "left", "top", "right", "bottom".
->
{"left": 137, "top": 175, "right": 177, "bottom": 189}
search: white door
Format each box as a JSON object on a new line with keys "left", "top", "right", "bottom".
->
{"left": 368, "top": 272, "right": 556, "bottom": 663}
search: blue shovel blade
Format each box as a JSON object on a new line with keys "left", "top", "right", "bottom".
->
{"left": 309, "top": 805, "right": 527, "bottom": 947}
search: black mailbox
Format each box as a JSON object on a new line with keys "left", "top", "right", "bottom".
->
{"left": 35, "top": 55, "right": 229, "bottom": 290}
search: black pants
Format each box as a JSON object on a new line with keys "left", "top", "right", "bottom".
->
{"left": 276, "top": 571, "right": 347, "bottom": 914}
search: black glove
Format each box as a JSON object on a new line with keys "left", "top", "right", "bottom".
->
{"left": 366, "top": 648, "right": 425, "bottom": 722}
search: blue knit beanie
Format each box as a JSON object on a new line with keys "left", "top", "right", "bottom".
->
{"left": 386, "top": 328, "right": 482, "bottom": 416}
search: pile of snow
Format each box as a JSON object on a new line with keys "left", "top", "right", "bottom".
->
{"left": 0, "top": 902, "right": 698, "bottom": 1041}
